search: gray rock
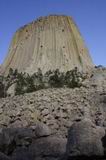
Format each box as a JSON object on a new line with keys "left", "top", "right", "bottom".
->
{"left": 9, "top": 120, "right": 28, "bottom": 128}
{"left": 0, "top": 71, "right": 106, "bottom": 138}
{"left": 66, "top": 118, "right": 104, "bottom": 157}
{"left": 42, "top": 109, "right": 49, "bottom": 116}
{"left": 0, "top": 128, "right": 17, "bottom": 154}
{"left": 31, "top": 122, "right": 51, "bottom": 137}
{"left": 0, "top": 127, "right": 35, "bottom": 154}
{"left": 0, "top": 124, "right": 51, "bottom": 156}
{"left": 11, "top": 147, "right": 31, "bottom": 160}
{"left": 29, "top": 136, "right": 67, "bottom": 159}
{"left": 0, "top": 152, "right": 10, "bottom": 160}
{"left": 14, "top": 128, "right": 35, "bottom": 147}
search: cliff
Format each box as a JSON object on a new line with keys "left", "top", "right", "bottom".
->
{"left": 1, "top": 15, "right": 93, "bottom": 75}
{"left": 1, "top": 15, "right": 105, "bottom": 160}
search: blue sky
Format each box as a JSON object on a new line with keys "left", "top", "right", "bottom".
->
{"left": 0, "top": 0, "right": 106, "bottom": 66}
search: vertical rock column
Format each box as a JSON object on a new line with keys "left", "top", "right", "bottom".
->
{"left": 2, "top": 15, "right": 94, "bottom": 75}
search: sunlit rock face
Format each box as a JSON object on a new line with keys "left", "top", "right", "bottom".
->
{"left": 2, "top": 15, "right": 94, "bottom": 74}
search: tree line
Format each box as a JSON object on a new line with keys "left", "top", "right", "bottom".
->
{"left": 0, "top": 67, "right": 86, "bottom": 98}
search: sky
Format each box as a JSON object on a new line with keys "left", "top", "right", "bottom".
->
{"left": 0, "top": 0, "right": 106, "bottom": 66}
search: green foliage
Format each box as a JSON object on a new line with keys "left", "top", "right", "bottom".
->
{"left": 8, "top": 68, "right": 14, "bottom": 77}
{"left": 25, "top": 74, "right": 36, "bottom": 93}
{"left": 0, "top": 75, "right": 6, "bottom": 98}
{"left": 15, "top": 73, "right": 26, "bottom": 95}
{"left": 65, "top": 67, "right": 82, "bottom": 88}
{"left": 0, "top": 67, "right": 85, "bottom": 97}
{"left": 32, "top": 68, "right": 44, "bottom": 90}
{"left": 13, "top": 69, "right": 18, "bottom": 78}
{"left": 49, "top": 69, "right": 64, "bottom": 88}
{"left": 0, "top": 81, "right": 5, "bottom": 98}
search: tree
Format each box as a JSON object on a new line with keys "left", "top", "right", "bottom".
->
{"left": 65, "top": 67, "right": 82, "bottom": 88}
{"left": 15, "top": 72, "right": 26, "bottom": 95}
{"left": 0, "top": 67, "right": 84, "bottom": 98}
{"left": 8, "top": 68, "right": 14, "bottom": 77}
{"left": 25, "top": 75, "right": 36, "bottom": 93}
{"left": 49, "top": 69, "right": 64, "bottom": 88}
{"left": 13, "top": 69, "right": 18, "bottom": 77}
{"left": 33, "top": 68, "right": 44, "bottom": 90}
{"left": 0, "top": 81, "right": 5, "bottom": 98}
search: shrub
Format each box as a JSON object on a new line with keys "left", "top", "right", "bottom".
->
{"left": 65, "top": 67, "right": 83, "bottom": 88}
{"left": 0, "top": 81, "right": 5, "bottom": 98}
{"left": 25, "top": 75, "right": 36, "bottom": 93}
{"left": 0, "top": 67, "right": 84, "bottom": 97}
{"left": 33, "top": 68, "right": 44, "bottom": 90}
{"left": 48, "top": 69, "right": 64, "bottom": 88}
{"left": 0, "top": 75, "right": 6, "bottom": 98}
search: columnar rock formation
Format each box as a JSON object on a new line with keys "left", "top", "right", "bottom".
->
{"left": 1, "top": 15, "right": 93, "bottom": 74}
{"left": 1, "top": 15, "right": 105, "bottom": 160}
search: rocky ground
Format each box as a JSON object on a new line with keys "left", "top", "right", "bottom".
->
{"left": 0, "top": 67, "right": 106, "bottom": 159}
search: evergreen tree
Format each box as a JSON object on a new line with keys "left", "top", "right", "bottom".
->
{"left": 15, "top": 72, "right": 26, "bottom": 95}
{"left": 49, "top": 69, "right": 64, "bottom": 88}
{"left": 0, "top": 67, "right": 85, "bottom": 98}
{"left": 8, "top": 68, "right": 14, "bottom": 77}
{"left": 34, "top": 68, "right": 44, "bottom": 90}
{"left": 65, "top": 67, "right": 82, "bottom": 88}
{"left": 0, "top": 81, "right": 5, "bottom": 98}
{"left": 25, "top": 75, "right": 36, "bottom": 93}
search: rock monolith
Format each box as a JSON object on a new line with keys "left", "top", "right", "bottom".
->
{"left": 1, "top": 15, "right": 93, "bottom": 75}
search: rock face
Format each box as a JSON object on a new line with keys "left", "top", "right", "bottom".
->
{"left": 0, "top": 15, "right": 106, "bottom": 159}
{"left": 0, "top": 121, "right": 105, "bottom": 159}
{"left": 0, "top": 124, "right": 67, "bottom": 160}
{"left": 29, "top": 136, "right": 67, "bottom": 159}
{"left": 66, "top": 119, "right": 104, "bottom": 157}
{"left": 1, "top": 15, "right": 93, "bottom": 75}
{"left": 0, "top": 152, "right": 10, "bottom": 160}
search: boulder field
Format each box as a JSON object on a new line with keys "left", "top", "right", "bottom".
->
{"left": 0, "top": 67, "right": 106, "bottom": 159}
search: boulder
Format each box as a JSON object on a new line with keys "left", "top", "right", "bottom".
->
{"left": 0, "top": 123, "right": 51, "bottom": 156}
{"left": 0, "top": 152, "right": 10, "bottom": 160}
{"left": 14, "top": 128, "right": 35, "bottom": 147}
{"left": 102, "top": 133, "right": 106, "bottom": 155}
{"left": 66, "top": 118, "right": 104, "bottom": 157}
{"left": 11, "top": 147, "right": 31, "bottom": 160}
{"left": 0, "top": 127, "right": 35, "bottom": 154}
{"left": 31, "top": 122, "right": 51, "bottom": 137}
{"left": 0, "top": 128, "right": 17, "bottom": 154}
{"left": 9, "top": 120, "right": 28, "bottom": 128}
{"left": 29, "top": 136, "right": 67, "bottom": 159}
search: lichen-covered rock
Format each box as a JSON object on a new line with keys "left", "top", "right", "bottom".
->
{"left": 66, "top": 118, "right": 104, "bottom": 157}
